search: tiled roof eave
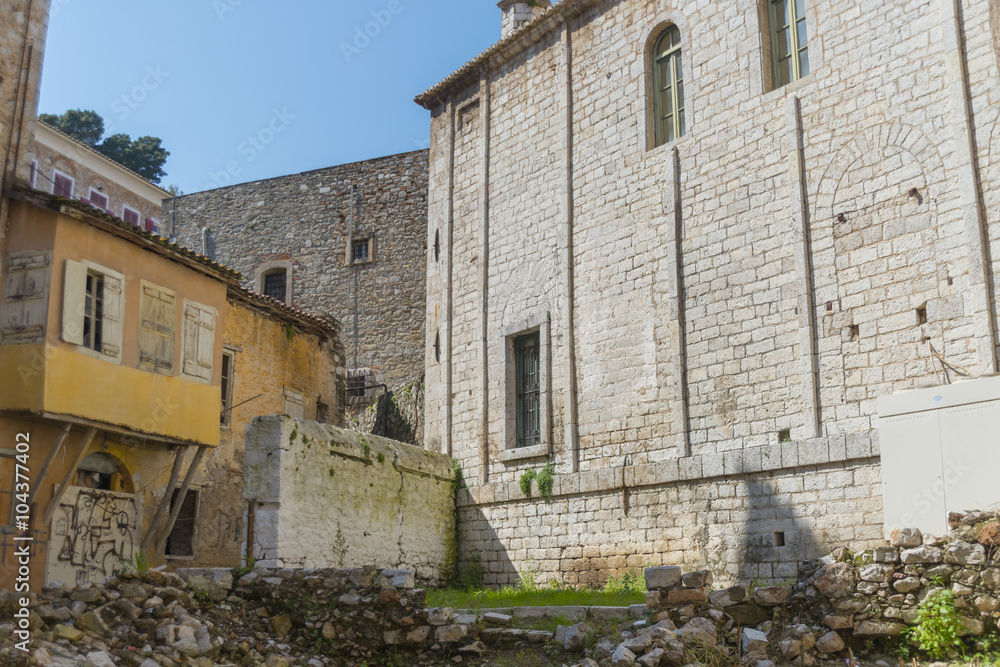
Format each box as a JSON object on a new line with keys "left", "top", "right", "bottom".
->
{"left": 6, "top": 185, "right": 243, "bottom": 283}
{"left": 228, "top": 284, "right": 342, "bottom": 340}
{"left": 414, "top": 0, "right": 601, "bottom": 110}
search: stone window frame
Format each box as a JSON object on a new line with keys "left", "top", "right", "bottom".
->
{"left": 643, "top": 15, "right": 695, "bottom": 153}
{"left": 501, "top": 312, "right": 552, "bottom": 463}
{"left": 755, "top": 0, "right": 823, "bottom": 96}
{"left": 346, "top": 233, "right": 376, "bottom": 266}
{"left": 649, "top": 24, "right": 687, "bottom": 148}
{"left": 254, "top": 260, "right": 293, "bottom": 306}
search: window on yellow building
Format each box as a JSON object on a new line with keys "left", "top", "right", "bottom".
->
{"left": 2, "top": 250, "right": 51, "bottom": 343}
{"left": 62, "top": 260, "right": 124, "bottom": 362}
{"left": 283, "top": 387, "right": 305, "bottom": 419}
{"left": 221, "top": 350, "right": 235, "bottom": 426}
{"left": 138, "top": 281, "right": 176, "bottom": 375}
{"left": 165, "top": 488, "right": 198, "bottom": 558}
{"left": 0, "top": 451, "right": 14, "bottom": 526}
{"left": 181, "top": 301, "right": 216, "bottom": 383}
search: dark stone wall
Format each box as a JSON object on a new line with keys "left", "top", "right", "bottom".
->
{"left": 165, "top": 150, "right": 428, "bottom": 390}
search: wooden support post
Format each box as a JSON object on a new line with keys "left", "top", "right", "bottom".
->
{"left": 246, "top": 499, "right": 255, "bottom": 565}
{"left": 27, "top": 423, "right": 71, "bottom": 509}
{"left": 42, "top": 427, "right": 97, "bottom": 526}
{"left": 142, "top": 446, "right": 187, "bottom": 553}
{"left": 156, "top": 445, "right": 206, "bottom": 554}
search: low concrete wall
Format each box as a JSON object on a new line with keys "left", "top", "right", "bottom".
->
{"left": 244, "top": 416, "right": 455, "bottom": 583}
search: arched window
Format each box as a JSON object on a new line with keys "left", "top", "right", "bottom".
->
{"left": 768, "top": 0, "right": 809, "bottom": 87}
{"left": 652, "top": 26, "right": 686, "bottom": 147}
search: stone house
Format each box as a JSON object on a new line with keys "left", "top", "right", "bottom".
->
{"left": 32, "top": 121, "right": 170, "bottom": 234}
{"left": 417, "top": 0, "right": 1000, "bottom": 586}
{"left": 165, "top": 151, "right": 429, "bottom": 417}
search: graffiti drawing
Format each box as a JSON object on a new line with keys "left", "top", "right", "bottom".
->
{"left": 46, "top": 487, "right": 141, "bottom": 585}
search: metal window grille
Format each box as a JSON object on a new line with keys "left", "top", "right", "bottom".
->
{"left": 263, "top": 271, "right": 287, "bottom": 302}
{"left": 346, "top": 369, "right": 370, "bottom": 403}
{"left": 352, "top": 239, "right": 369, "bottom": 262}
{"left": 515, "top": 332, "right": 541, "bottom": 448}
{"left": 83, "top": 273, "right": 104, "bottom": 351}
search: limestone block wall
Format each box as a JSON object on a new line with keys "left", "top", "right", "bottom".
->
{"left": 166, "top": 151, "right": 428, "bottom": 392}
{"left": 0, "top": 0, "right": 49, "bottom": 188}
{"left": 244, "top": 416, "right": 455, "bottom": 583}
{"left": 420, "top": 0, "right": 1000, "bottom": 585}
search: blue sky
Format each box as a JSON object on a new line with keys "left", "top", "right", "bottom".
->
{"left": 38, "top": 0, "right": 504, "bottom": 194}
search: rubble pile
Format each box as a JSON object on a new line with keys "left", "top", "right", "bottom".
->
{"left": 0, "top": 566, "right": 485, "bottom": 667}
{"left": 558, "top": 510, "right": 1000, "bottom": 667}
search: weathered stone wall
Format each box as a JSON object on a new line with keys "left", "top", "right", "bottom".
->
{"left": 459, "top": 434, "right": 883, "bottom": 587}
{"left": 165, "top": 151, "right": 428, "bottom": 393}
{"left": 423, "top": 0, "right": 1000, "bottom": 585}
{"left": 352, "top": 375, "right": 425, "bottom": 446}
{"left": 0, "top": 0, "right": 49, "bottom": 188}
{"left": 244, "top": 416, "right": 455, "bottom": 583}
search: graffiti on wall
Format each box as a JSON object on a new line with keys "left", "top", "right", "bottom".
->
{"left": 46, "top": 487, "right": 141, "bottom": 585}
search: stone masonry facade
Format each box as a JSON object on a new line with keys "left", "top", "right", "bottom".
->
{"left": 419, "top": 0, "right": 1000, "bottom": 586}
{"left": 166, "top": 150, "right": 428, "bottom": 398}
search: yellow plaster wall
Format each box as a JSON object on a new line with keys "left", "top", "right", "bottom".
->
{"left": 186, "top": 299, "right": 344, "bottom": 568}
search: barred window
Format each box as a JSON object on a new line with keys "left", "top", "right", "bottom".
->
{"left": 515, "top": 332, "right": 541, "bottom": 448}
{"left": 263, "top": 270, "right": 287, "bottom": 302}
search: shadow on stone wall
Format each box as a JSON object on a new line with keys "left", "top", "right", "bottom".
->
{"left": 352, "top": 376, "right": 424, "bottom": 447}
{"left": 459, "top": 506, "right": 519, "bottom": 588}
{"left": 739, "top": 477, "right": 823, "bottom": 585}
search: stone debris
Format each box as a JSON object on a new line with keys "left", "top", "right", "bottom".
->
{"left": 7, "top": 511, "right": 1000, "bottom": 666}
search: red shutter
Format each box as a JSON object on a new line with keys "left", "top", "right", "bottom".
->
{"left": 145, "top": 218, "right": 155, "bottom": 233}
{"left": 54, "top": 174, "right": 73, "bottom": 198}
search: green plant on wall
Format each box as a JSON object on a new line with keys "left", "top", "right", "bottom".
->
{"left": 908, "top": 588, "right": 964, "bottom": 659}
{"left": 284, "top": 323, "right": 295, "bottom": 342}
{"left": 519, "top": 469, "right": 536, "bottom": 497}
{"left": 537, "top": 461, "right": 555, "bottom": 501}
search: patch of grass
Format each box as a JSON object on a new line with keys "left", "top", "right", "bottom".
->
{"left": 426, "top": 585, "right": 644, "bottom": 610}
{"left": 603, "top": 569, "right": 646, "bottom": 595}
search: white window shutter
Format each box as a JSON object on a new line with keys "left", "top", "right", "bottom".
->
{"left": 100, "top": 274, "right": 124, "bottom": 360}
{"left": 283, "top": 388, "right": 304, "bottom": 419}
{"left": 139, "top": 282, "right": 175, "bottom": 373}
{"left": 2, "top": 251, "right": 51, "bottom": 342}
{"left": 61, "top": 259, "right": 87, "bottom": 345}
{"left": 182, "top": 302, "right": 215, "bottom": 382}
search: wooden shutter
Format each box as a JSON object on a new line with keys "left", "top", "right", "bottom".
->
{"left": 100, "top": 273, "right": 124, "bottom": 360}
{"left": 182, "top": 302, "right": 215, "bottom": 382}
{"left": 61, "top": 259, "right": 87, "bottom": 345}
{"left": 283, "top": 388, "right": 304, "bottom": 419}
{"left": 53, "top": 173, "right": 73, "bottom": 198}
{"left": 2, "top": 251, "right": 51, "bottom": 342}
{"left": 139, "top": 282, "right": 175, "bottom": 374}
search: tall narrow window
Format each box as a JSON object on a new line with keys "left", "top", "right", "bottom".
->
{"left": 769, "top": 0, "right": 809, "bottom": 87}
{"left": 83, "top": 273, "right": 105, "bottom": 352}
{"left": 515, "top": 332, "right": 541, "bottom": 448}
{"left": 29, "top": 161, "right": 37, "bottom": 189}
{"left": 220, "top": 351, "right": 235, "bottom": 425}
{"left": 262, "top": 270, "right": 287, "bottom": 302}
{"left": 652, "top": 26, "right": 686, "bottom": 147}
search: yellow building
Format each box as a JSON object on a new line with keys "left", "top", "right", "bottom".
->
{"left": 0, "top": 186, "right": 235, "bottom": 589}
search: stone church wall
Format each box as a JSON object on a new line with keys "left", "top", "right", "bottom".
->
{"left": 422, "top": 0, "right": 1000, "bottom": 586}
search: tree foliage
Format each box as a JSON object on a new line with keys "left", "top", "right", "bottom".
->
{"left": 38, "top": 109, "right": 170, "bottom": 184}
